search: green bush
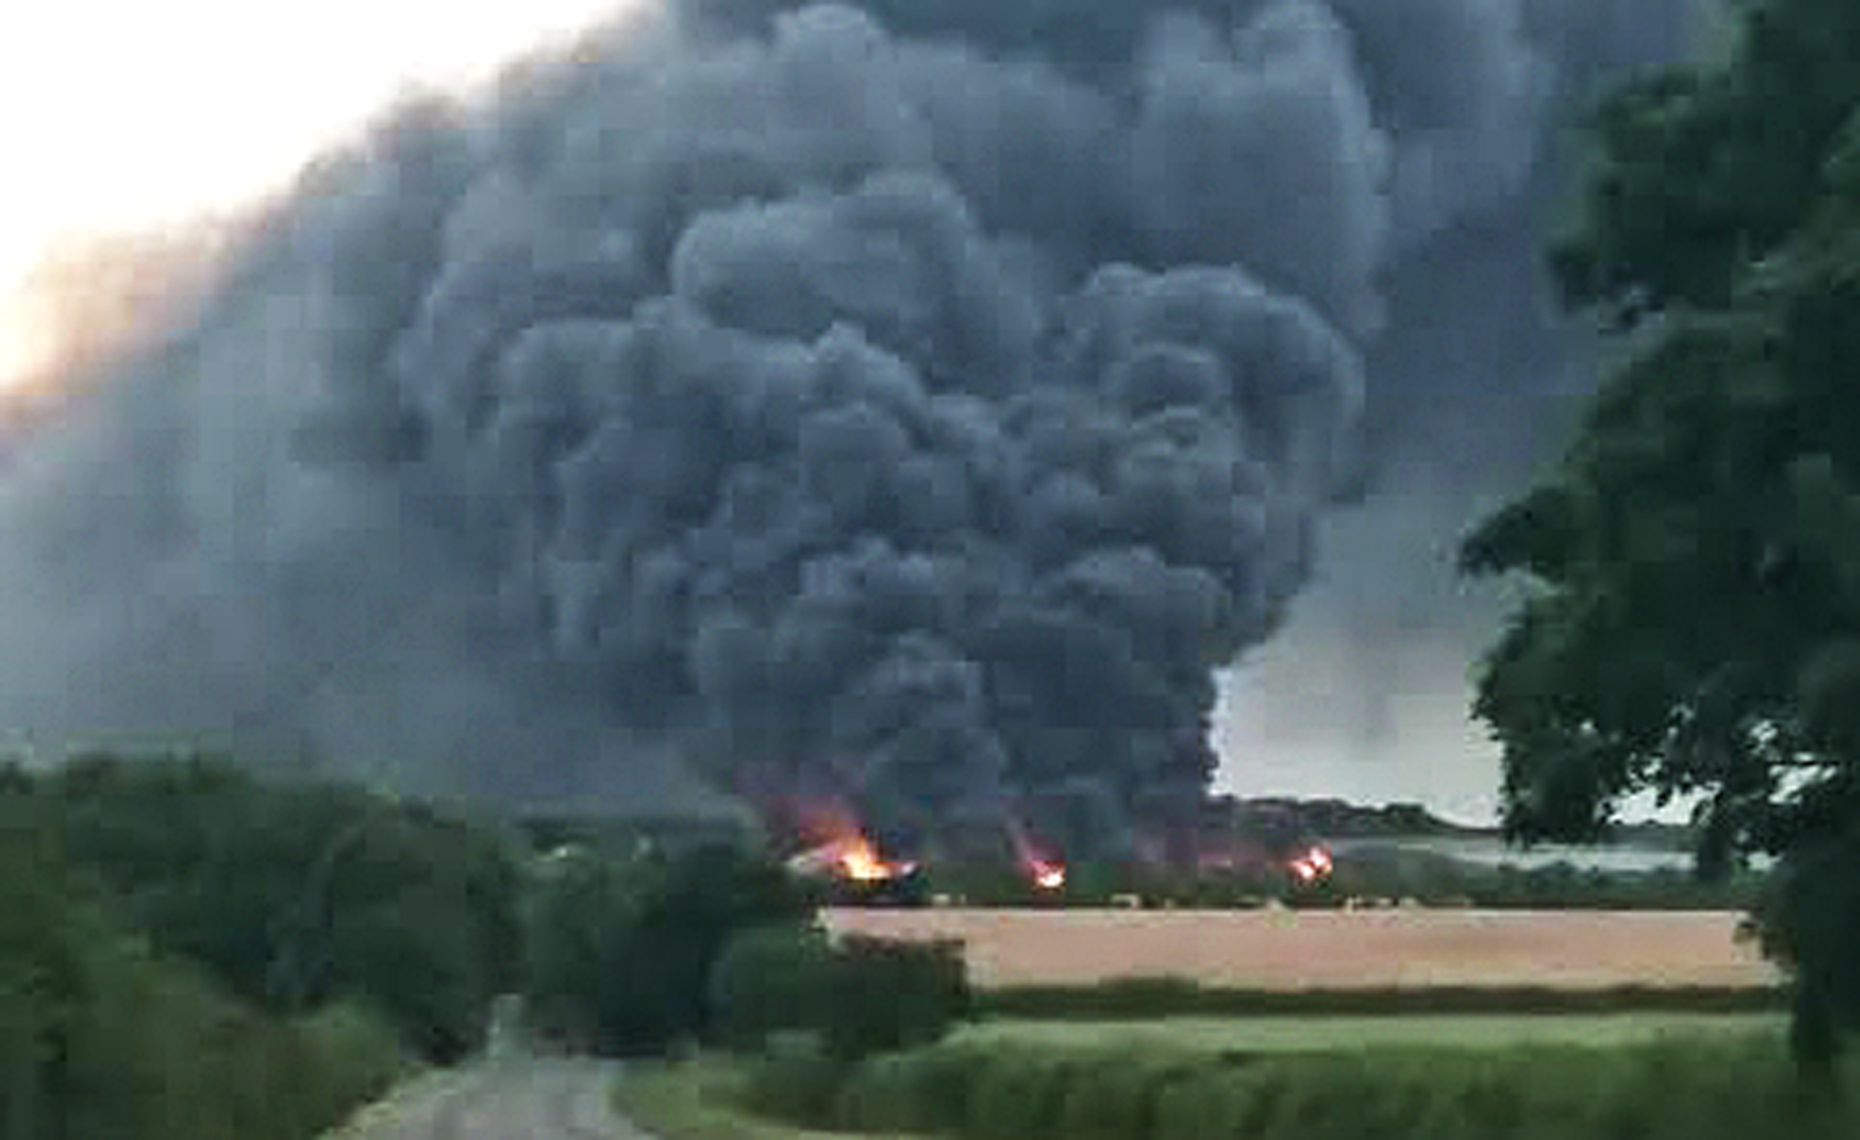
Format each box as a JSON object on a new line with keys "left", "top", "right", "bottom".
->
{"left": 831, "top": 1044, "right": 979, "bottom": 1134}
{"left": 290, "top": 1000, "right": 412, "bottom": 1120}
{"left": 1057, "top": 1051, "right": 1200, "bottom": 1140}
{"left": 1255, "top": 1053, "right": 1436, "bottom": 1140}
{"left": 818, "top": 935, "right": 970, "bottom": 1060}
{"left": 735, "top": 1037, "right": 853, "bottom": 1127}
{"left": 708, "top": 927, "right": 970, "bottom": 1061}
{"left": 962, "top": 1047, "right": 1076, "bottom": 1140}
{"left": 1152, "top": 1060, "right": 1289, "bottom": 1140}
{"left": 707, "top": 923, "right": 836, "bottom": 1052}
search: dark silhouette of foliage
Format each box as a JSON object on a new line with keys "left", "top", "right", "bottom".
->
{"left": 522, "top": 840, "right": 813, "bottom": 1056}
{"left": 710, "top": 924, "right": 970, "bottom": 1060}
{"left": 1464, "top": 0, "right": 1860, "bottom": 1082}
{"left": 10, "top": 753, "right": 523, "bottom": 1063}
{"left": 0, "top": 802, "right": 404, "bottom": 1139}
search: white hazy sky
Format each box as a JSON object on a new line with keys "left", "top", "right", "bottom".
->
{"left": 0, "top": 0, "right": 653, "bottom": 388}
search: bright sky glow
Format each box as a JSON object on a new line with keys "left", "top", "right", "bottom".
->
{"left": 0, "top": 0, "right": 653, "bottom": 391}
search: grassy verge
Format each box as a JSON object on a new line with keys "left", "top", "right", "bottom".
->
{"left": 955, "top": 1010, "right": 1788, "bottom": 1053}
{"left": 615, "top": 1056, "right": 918, "bottom": 1140}
{"left": 317, "top": 1066, "right": 459, "bottom": 1140}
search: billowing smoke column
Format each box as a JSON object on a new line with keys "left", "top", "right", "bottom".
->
{"left": 0, "top": 0, "right": 1703, "bottom": 854}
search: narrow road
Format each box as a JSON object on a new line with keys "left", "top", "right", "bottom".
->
{"left": 328, "top": 1058, "right": 642, "bottom": 1140}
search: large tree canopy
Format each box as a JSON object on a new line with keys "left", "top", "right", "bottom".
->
{"left": 1463, "top": 0, "right": 1860, "bottom": 1071}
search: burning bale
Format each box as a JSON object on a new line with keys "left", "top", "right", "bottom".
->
{"left": 1007, "top": 818, "right": 1068, "bottom": 894}
{"left": 1289, "top": 845, "right": 1335, "bottom": 885}
{"left": 786, "top": 833, "right": 917, "bottom": 884}
{"left": 785, "top": 831, "right": 929, "bottom": 905}
{"left": 774, "top": 799, "right": 930, "bottom": 905}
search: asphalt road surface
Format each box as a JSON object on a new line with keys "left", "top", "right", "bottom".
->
{"left": 328, "top": 1058, "right": 640, "bottom": 1140}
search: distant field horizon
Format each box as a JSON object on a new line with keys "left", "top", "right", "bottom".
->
{"left": 1333, "top": 836, "right": 1705, "bottom": 873}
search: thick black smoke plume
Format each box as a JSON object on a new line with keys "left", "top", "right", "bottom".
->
{"left": 0, "top": 1, "right": 1705, "bottom": 851}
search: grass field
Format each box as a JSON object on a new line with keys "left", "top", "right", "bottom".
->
{"left": 824, "top": 907, "right": 1779, "bottom": 989}
{"left": 620, "top": 909, "right": 1800, "bottom": 1140}
{"left": 953, "top": 1010, "right": 1788, "bottom": 1053}
{"left": 618, "top": 1031, "right": 1859, "bottom": 1140}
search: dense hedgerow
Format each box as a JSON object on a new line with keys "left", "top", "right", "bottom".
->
{"left": 1057, "top": 1050, "right": 1204, "bottom": 1140}
{"left": 735, "top": 1040, "right": 854, "bottom": 1125}
{"left": 820, "top": 935, "right": 971, "bottom": 1059}
{"left": 976, "top": 978, "right": 1789, "bottom": 1021}
{"left": 710, "top": 925, "right": 971, "bottom": 1060}
{"left": 829, "top": 1044, "right": 977, "bottom": 1135}
{"left": 736, "top": 1036, "right": 1860, "bottom": 1140}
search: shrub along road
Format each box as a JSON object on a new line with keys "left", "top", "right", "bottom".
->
{"left": 325, "top": 1058, "right": 636, "bottom": 1140}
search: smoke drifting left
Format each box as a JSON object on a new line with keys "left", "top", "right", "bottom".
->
{"left": 1, "top": 227, "right": 233, "bottom": 420}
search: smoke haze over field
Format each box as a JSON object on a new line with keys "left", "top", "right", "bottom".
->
{"left": 0, "top": 1, "right": 1708, "bottom": 844}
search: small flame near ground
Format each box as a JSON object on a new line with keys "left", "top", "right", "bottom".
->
{"left": 1030, "top": 861, "right": 1066, "bottom": 891}
{"left": 1289, "top": 844, "right": 1334, "bottom": 885}
{"left": 1007, "top": 818, "right": 1067, "bottom": 893}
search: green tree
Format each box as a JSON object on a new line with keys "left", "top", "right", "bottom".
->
{"left": 29, "top": 753, "right": 523, "bottom": 1062}
{"left": 520, "top": 843, "right": 635, "bottom": 1051}
{"left": 1463, "top": 0, "right": 1860, "bottom": 1083}
{"left": 709, "top": 924, "right": 970, "bottom": 1059}
{"left": 600, "top": 842, "right": 813, "bottom": 1054}
{"left": 707, "top": 923, "right": 836, "bottom": 1052}
{"left": 521, "top": 841, "right": 812, "bottom": 1056}
{"left": 0, "top": 793, "right": 404, "bottom": 1139}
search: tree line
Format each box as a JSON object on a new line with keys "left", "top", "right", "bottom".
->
{"left": 0, "top": 749, "right": 965, "bottom": 1136}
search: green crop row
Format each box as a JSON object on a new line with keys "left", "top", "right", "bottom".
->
{"left": 736, "top": 1035, "right": 1859, "bottom": 1140}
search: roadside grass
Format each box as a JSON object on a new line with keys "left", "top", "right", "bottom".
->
{"left": 316, "top": 1067, "right": 459, "bottom": 1140}
{"left": 952, "top": 1010, "right": 1789, "bottom": 1054}
{"left": 615, "top": 1056, "right": 916, "bottom": 1140}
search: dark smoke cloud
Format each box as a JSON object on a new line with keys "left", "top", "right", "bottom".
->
{"left": 0, "top": 0, "right": 1708, "bottom": 846}
{"left": 1216, "top": 0, "right": 1713, "bottom": 822}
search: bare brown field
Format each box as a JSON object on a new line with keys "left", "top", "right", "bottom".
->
{"left": 822, "top": 908, "right": 1781, "bottom": 990}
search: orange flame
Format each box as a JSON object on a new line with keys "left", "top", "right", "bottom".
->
{"left": 835, "top": 833, "right": 915, "bottom": 882}
{"left": 1006, "top": 817, "right": 1066, "bottom": 893}
{"left": 1288, "top": 844, "right": 1333, "bottom": 884}
{"left": 782, "top": 800, "right": 916, "bottom": 884}
{"left": 1030, "top": 860, "right": 1066, "bottom": 891}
